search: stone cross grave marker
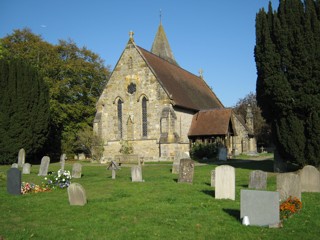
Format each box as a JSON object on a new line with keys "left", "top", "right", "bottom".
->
{"left": 60, "top": 153, "right": 66, "bottom": 171}
{"left": 131, "top": 165, "right": 143, "bottom": 182}
{"left": 277, "top": 172, "right": 301, "bottom": 201}
{"left": 107, "top": 161, "right": 120, "bottom": 179}
{"left": 72, "top": 163, "right": 82, "bottom": 178}
{"left": 299, "top": 165, "right": 320, "bottom": 192}
{"left": 18, "top": 148, "right": 25, "bottom": 167}
{"left": 241, "top": 189, "right": 280, "bottom": 227}
{"left": 67, "top": 183, "right": 87, "bottom": 206}
{"left": 22, "top": 163, "right": 31, "bottom": 174}
{"left": 215, "top": 165, "right": 235, "bottom": 200}
{"left": 38, "top": 156, "right": 50, "bottom": 176}
{"left": 178, "top": 159, "right": 195, "bottom": 183}
{"left": 248, "top": 170, "right": 267, "bottom": 190}
{"left": 211, "top": 170, "right": 215, "bottom": 187}
{"left": 7, "top": 168, "right": 21, "bottom": 195}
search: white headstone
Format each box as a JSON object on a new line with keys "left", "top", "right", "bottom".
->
{"left": 215, "top": 165, "right": 235, "bottom": 200}
{"left": 131, "top": 165, "right": 143, "bottom": 182}
{"left": 11, "top": 163, "right": 19, "bottom": 168}
{"left": 22, "top": 163, "right": 31, "bottom": 174}
{"left": 299, "top": 165, "right": 320, "bottom": 192}
{"left": 72, "top": 163, "right": 82, "bottom": 178}
{"left": 60, "top": 153, "right": 66, "bottom": 171}
{"left": 18, "top": 148, "right": 26, "bottom": 167}
{"left": 67, "top": 183, "right": 87, "bottom": 206}
{"left": 277, "top": 173, "right": 301, "bottom": 201}
{"left": 38, "top": 156, "right": 50, "bottom": 176}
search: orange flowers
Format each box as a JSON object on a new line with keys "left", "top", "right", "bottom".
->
{"left": 21, "top": 182, "right": 51, "bottom": 194}
{"left": 280, "top": 196, "right": 302, "bottom": 220}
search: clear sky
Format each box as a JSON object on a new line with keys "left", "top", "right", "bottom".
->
{"left": 1, "top": 0, "right": 279, "bottom": 107}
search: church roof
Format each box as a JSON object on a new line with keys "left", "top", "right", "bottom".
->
{"left": 137, "top": 46, "right": 224, "bottom": 111}
{"left": 188, "top": 109, "right": 233, "bottom": 136}
{"left": 151, "top": 24, "right": 178, "bottom": 66}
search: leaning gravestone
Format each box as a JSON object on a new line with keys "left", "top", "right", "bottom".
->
{"left": 299, "top": 165, "right": 320, "bottom": 192}
{"left": 67, "top": 183, "right": 87, "bottom": 206}
{"left": 215, "top": 165, "right": 235, "bottom": 200}
{"left": 22, "top": 163, "right": 31, "bottom": 174}
{"left": 7, "top": 168, "right": 21, "bottom": 195}
{"left": 72, "top": 163, "right": 82, "bottom": 178}
{"left": 60, "top": 153, "right": 66, "bottom": 171}
{"left": 131, "top": 165, "right": 143, "bottom": 182}
{"left": 38, "top": 156, "right": 50, "bottom": 176}
{"left": 178, "top": 159, "right": 195, "bottom": 183}
{"left": 18, "top": 148, "right": 26, "bottom": 167}
{"left": 249, "top": 170, "right": 267, "bottom": 190}
{"left": 241, "top": 189, "right": 280, "bottom": 227}
{"left": 211, "top": 170, "right": 215, "bottom": 187}
{"left": 277, "top": 173, "right": 301, "bottom": 201}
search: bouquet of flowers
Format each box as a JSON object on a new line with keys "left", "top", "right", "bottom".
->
{"left": 44, "top": 169, "right": 72, "bottom": 189}
{"left": 21, "top": 182, "right": 51, "bottom": 194}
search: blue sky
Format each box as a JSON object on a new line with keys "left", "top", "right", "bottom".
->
{"left": 1, "top": 0, "right": 279, "bottom": 107}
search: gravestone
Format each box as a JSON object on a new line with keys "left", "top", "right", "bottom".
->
{"left": 218, "top": 147, "right": 227, "bottom": 161}
{"left": 299, "top": 165, "right": 320, "bottom": 192}
{"left": 241, "top": 190, "right": 280, "bottom": 227}
{"left": 277, "top": 173, "right": 301, "bottom": 201}
{"left": 38, "top": 156, "right": 50, "bottom": 176}
{"left": 18, "top": 148, "right": 25, "bottom": 167}
{"left": 11, "top": 163, "right": 18, "bottom": 168}
{"left": 172, "top": 152, "right": 190, "bottom": 174}
{"left": 248, "top": 170, "right": 267, "bottom": 190}
{"left": 72, "top": 163, "right": 82, "bottom": 178}
{"left": 60, "top": 153, "right": 66, "bottom": 171}
{"left": 67, "top": 183, "right": 87, "bottom": 206}
{"left": 215, "top": 165, "right": 235, "bottom": 200}
{"left": 7, "top": 168, "right": 21, "bottom": 195}
{"left": 211, "top": 170, "right": 215, "bottom": 187}
{"left": 22, "top": 163, "right": 31, "bottom": 174}
{"left": 107, "top": 161, "right": 120, "bottom": 179}
{"left": 178, "top": 159, "right": 195, "bottom": 183}
{"left": 131, "top": 165, "right": 143, "bottom": 182}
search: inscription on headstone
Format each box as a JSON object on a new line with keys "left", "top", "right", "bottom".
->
{"left": 178, "top": 159, "right": 195, "bottom": 183}
{"left": 38, "top": 156, "right": 50, "bottom": 176}
{"left": 22, "top": 163, "right": 31, "bottom": 174}
{"left": 241, "top": 190, "right": 280, "bottom": 227}
{"left": 72, "top": 163, "right": 82, "bottom": 178}
{"left": 18, "top": 148, "right": 26, "bottom": 167}
{"left": 215, "top": 165, "right": 235, "bottom": 200}
{"left": 249, "top": 170, "right": 267, "bottom": 190}
{"left": 131, "top": 165, "right": 143, "bottom": 182}
{"left": 68, "top": 183, "right": 87, "bottom": 206}
{"left": 7, "top": 168, "right": 21, "bottom": 195}
{"left": 299, "top": 165, "right": 320, "bottom": 192}
{"left": 277, "top": 173, "right": 301, "bottom": 201}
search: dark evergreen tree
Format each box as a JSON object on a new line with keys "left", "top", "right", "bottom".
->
{"left": 255, "top": 0, "right": 320, "bottom": 167}
{"left": 0, "top": 59, "right": 50, "bottom": 164}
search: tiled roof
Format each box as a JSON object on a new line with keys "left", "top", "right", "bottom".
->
{"left": 138, "top": 46, "right": 224, "bottom": 111}
{"left": 188, "top": 109, "right": 233, "bottom": 136}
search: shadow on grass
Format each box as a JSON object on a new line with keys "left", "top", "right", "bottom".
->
{"left": 201, "top": 189, "right": 215, "bottom": 197}
{"left": 219, "top": 159, "right": 274, "bottom": 172}
{"left": 223, "top": 208, "right": 240, "bottom": 221}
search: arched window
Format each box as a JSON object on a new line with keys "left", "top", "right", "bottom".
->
{"left": 117, "top": 99, "right": 123, "bottom": 139}
{"left": 142, "top": 97, "right": 147, "bottom": 137}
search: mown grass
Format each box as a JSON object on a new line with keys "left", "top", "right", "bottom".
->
{"left": 0, "top": 159, "right": 319, "bottom": 240}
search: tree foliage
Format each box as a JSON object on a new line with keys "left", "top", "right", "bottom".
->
{"left": 1, "top": 29, "right": 110, "bottom": 159}
{"left": 0, "top": 58, "right": 50, "bottom": 164}
{"left": 255, "top": 0, "right": 320, "bottom": 167}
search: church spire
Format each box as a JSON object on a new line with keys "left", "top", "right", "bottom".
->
{"left": 151, "top": 19, "right": 178, "bottom": 66}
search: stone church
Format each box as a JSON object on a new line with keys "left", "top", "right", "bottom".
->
{"left": 93, "top": 23, "right": 256, "bottom": 162}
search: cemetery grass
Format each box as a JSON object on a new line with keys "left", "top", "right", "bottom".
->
{"left": 0, "top": 161, "right": 320, "bottom": 240}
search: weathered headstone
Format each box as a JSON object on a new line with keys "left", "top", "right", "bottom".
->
{"left": 211, "top": 170, "right": 215, "bottom": 187}
{"left": 7, "top": 168, "right": 21, "bottom": 195}
{"left": 277, "top": 173, "right": 301, "bottom": 201}
{"left": 241, "top": 190, "right": 280, "bottom": 227}
{"left": 22, "top": 163, "right": 31, "bottom": 174}
{"left": 215, "top": 165, "right": 235, "bottom": 200}
{"left": 38, "top": 156, "right": 50, "bottom": 176}
{"left": 178, "top": 159, "right": 195, "bottom": 183}
{"left": 218, "top": 147, "right": 227, "bottom": 161}
{"left": 299, "top": 165, "right": 320, "bottom": 192}
{"left": 72, "top": 163, "right": 82, "bottom": 178}
{"left": 131, "top": 165, "right": 143, "bottom": 182}
{"left": 107, "top": 161, "right": 120, "bottom": 179}
{"left": 60, "top": 153, "right": 66, "bottom": 171}
{"left": 18, "top": 148, "right": 26, "bottom": 167}
{"left": 67, "top": 183, "right": 87, "bottom": 206}
{"left": 248, "top": 170, "right": 267, "bottom": 190}
{"left": 11, "top": 163, "right": 18, "bottom": 168}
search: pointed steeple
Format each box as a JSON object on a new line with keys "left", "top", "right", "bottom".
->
{"left": 151, "top": 23, "right": 178, "bottom": 66}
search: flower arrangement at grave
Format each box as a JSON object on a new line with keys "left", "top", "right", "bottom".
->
{"left": 44, "top": 169, "right": 72, "bottom": 189}
{"left": 21, "top": 182, "right": 51, "bottom": 194}
{"left": 280, "top": 196, "right": 302, "bottom": 220}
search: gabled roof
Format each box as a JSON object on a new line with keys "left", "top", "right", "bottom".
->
{"left": 137, "top": 46, "right": 224, "bottom": 111}
{"left": 188, "top": 109, "right": 233, "bottom": 136}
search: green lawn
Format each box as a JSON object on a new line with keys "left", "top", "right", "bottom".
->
{"left": 0, "top": 159, "right": 319, "bottom": 240}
